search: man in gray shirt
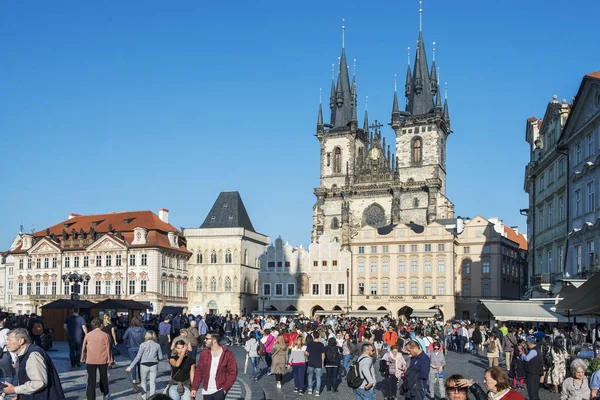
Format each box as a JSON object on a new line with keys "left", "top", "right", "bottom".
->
{"left": 355, "top": 343, "right": 376, "bottom": 400}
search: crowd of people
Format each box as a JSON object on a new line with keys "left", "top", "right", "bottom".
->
{"left": 0, "top": 308, "right": 599, "bottom": 400}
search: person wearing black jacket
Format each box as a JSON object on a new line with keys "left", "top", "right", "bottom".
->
{"left": 519, "top": 337, "right": 543, "bottom": 400}
{"left": 404, "top": 341, "right": 430, "bottom": 400}
{"left": 324, "top": 337, "right": 342, "bottom": 392}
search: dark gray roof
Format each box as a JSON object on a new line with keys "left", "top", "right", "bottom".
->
{"left": 406, "top": 31, "right": 435, "bottom": 116}
{"left": 330, "top": 47, "right": 353, "bottom": 128}
{"left": 200, "top": 191, "right": 256, "bottom": 232}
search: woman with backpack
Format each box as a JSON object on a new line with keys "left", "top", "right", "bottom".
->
{"left": 485, "top": 333, "right": 502, "bottom": 367}
{"left": 244, "top": 331, "right": 260, "bottom": 381}
{"left": 271, "top": 335, "right": 288, "bottom": 389}
{"left": 324, "top": 337, "right": 342, "bottom": 392}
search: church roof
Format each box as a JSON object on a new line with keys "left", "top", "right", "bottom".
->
{"left": 200, "top": 191, "right": 256, "bottom": 232}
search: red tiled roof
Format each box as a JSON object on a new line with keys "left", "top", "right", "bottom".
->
{"left": 586, "top": 71, "right": 600, "bottom": 79}
{"left": 12, "top": 211, "right": 191, "bottom": 255}
{"left": 527, "top": 116, "right": 537, "bottom": 123}
{"left": 503, "top": 226, "right": 528, "bottom": 251}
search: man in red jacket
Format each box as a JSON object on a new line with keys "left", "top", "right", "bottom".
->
{"left": 191, "top": 333, "right": 237, "bottom": 400}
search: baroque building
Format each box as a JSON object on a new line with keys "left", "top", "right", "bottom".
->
{"left": 560, "top": 72, "right": 600, "bottom": 277}
{"left": 258, "top": 234, "right": 351, "bottom": 316}
{"left": 9, "top": 209, "right": 191, "bottom": 315}
{"left": 524, "top": 96, "right": 570, "bottom": 288}
{"left": 184, "top": 191, "right": 269, "bottom": 316}
{"left": 312, "top": 21, "right": 454, "bottom": 246}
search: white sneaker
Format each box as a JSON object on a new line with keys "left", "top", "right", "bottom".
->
{"left": 277, "top": 383, "right": 282, "bottom": 389}
{"left": 307, "top": 389, "right": 313, "bottom": 395}
{"left": 315, "top": 391, "right": 320, "bottom": 397}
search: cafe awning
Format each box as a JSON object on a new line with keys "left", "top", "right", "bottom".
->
{"left": 314, "top": 310, "right": 343, "bottom": 316}
{"left": 347, "top": 310, "right": 391, "bottom": 318}
{"left": 478, "top": 300, "right": 568, "bottom": 323}
{"left": 555, "top": 272, "right": 600, "bottom": 316}
{"left": 410, "top": 310, "right": 438, "bottom": 318}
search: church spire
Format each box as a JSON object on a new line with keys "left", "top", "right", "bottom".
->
{"left": 317, "top": 89, "right": 324, "bottom": 134}
{"left": 391, "top": 75, "right": 401, "bottom": 129}
{"left": 331, "top": 20, "right": 353, "bottom": 128}
{"left": 363, "top": 96, "right": 369, "bottom": 132}
{"left": 443, "top": 82, "right": 450, "bottom": 124}
{"left": 406, "top": 2, "right": 435, "bottom": 116}
{"left": 430, "top": 42, "right": 438, "bottom": 97}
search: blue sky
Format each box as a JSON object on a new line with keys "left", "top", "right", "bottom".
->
{"left": 1, "top": 1, "right": 599, "bottom": 248}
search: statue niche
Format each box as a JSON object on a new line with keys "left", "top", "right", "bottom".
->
{"left": 363, "top": 203, "right": 386, "bottom": 228}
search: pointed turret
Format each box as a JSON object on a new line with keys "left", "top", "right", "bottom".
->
{"left": 391, "top": 88, "right": 401, "bottom": 129}
{"left": 405, "top": 64, "right": 412, "bottom": 99}
{"left": 430, "top": 60, "right": 438, "bottom": 96}
{"left": 443, "top": 97, "right": 450, "bottom": 123}
{"left": 317, "top": 103, "right": 324, "bottom": 134}
{"left": 363, "top": 109, "right": 369, "bottom": 133}
{"left": 351, "top": 76, "right": 357, "bottom": 123}
{"left": 407, "top": 31, "right": 435, "bottom": 116}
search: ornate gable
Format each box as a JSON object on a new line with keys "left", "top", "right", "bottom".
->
{"left": 86, "top": 234, "right": 127, "bottom": 252}
{"left": 27, "top": 238, "right": 61, "bottom": 255}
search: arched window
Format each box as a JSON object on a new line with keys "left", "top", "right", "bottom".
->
{"left": 210, "top": 277, "right": 217, "bottom": 292}
{"left": 331, "top": 217, "right": 339, "bottom": 230}
{"left": 196, "top": 278, "right": 202, "bottom": 292}
{"left": 224, "top": 277, "right": 232, "bottom": 291}
{"left": 225, "top": 250, "right": 232, "bottom": 264}
{"left": 244, "top": 278, "right": 248, "bottom": 292}
{"left": 334, "top": 147, "right": 342, "bottom": 173}
{"left": 254, "top": 279, "right": 258, "bottom": 294}
{"left": 244, "top": 250, "right": 249, "bottom": 265}
{"left": 412, "top": 137, "right": 422, "bottom": 164}
{"left": 413, "top": 197, "right": 419, "bottom": 207}
{"left": 210, "top": 251, "right": 217, "bottom": 264}
{"left": 196, "top": 252, "right": 203, "bottom": 264}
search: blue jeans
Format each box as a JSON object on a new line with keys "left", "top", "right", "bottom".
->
{"left": 68, "top": 337, "right": 83, "bottom": 366}
{"left": 354, "top": 387, "right": 375, "bottom": 400}
{"left": 293, "top": 364, "right": 306, "bottom": 391}
{"left": 127, "top": 347, "right": 139, "bottom": 381}
{"left": 307, "top": 366, "right": 322, "bottom": 392}
{"left": 249, "top": 357, "right": 258, "bottom": 377}
{"left": 343, "top": 354, "right": 352, "bottom": 374}
{"left": 168, "top": 385, "right": 192, "bottom": 400}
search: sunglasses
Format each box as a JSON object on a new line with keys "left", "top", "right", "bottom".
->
{"left": 446, "top": 387, "right": 468, "bottom": 394}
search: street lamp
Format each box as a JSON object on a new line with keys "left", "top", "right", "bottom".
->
{"left": 346, "top": 268, "right": 350, "bottom": 314}
{"left": 62, "top": 273, "right": 90, "bottom": 300}
{"left": 258, "top": 296, "right": 270, "bottom": 315}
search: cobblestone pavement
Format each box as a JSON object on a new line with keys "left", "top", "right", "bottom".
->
{"left": 49, "top": 342, "right": 564, "bottom": 400}
{"left": 49, "top": 342, "right": 250, "bottom": 400}
{"left": 229, "top": 345, "right": 564, "bottom": 400}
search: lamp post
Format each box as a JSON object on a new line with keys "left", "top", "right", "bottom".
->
{"left": 346, "top": 268, "right": 350, "bottom": 314}
{"left": 258, "top": 296, "right": 270, "bottom": 315}
{"left": 62, "top": 272, "right": 90, "bottom": 300}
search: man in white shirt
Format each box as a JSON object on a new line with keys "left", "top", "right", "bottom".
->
{"left": 191, "top": 333, "right": 237, "bottom": 400}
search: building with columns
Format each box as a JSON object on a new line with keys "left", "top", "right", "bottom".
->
{"left": 258, "top": 234, "right": 352, "bottom": 316}
{"left": 9, "top": 209, "right": 191, "bottom": 315}
{"left": 184, "top": 191, "right": 269, "bottom": 316}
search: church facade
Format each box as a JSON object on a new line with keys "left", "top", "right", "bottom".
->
{"left": 312, "top": 27, "right": 454, "bottom": 246}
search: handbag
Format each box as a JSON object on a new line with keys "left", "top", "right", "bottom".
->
{"left": 163, "top": 357, "right": 190, "bottom": 395}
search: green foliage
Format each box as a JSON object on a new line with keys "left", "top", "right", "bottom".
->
{"left": 588, "top": 358, "right": 600, "bottom": 373}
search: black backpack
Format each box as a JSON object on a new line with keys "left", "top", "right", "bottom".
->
{"left": 326, "top": 345, "right": 341, "bottom": 365}
{"left": 347, "top": 357, "right": 367, "bottom": 389}
{"left": 379, "top": 359, "right": 389, "bottom": 377}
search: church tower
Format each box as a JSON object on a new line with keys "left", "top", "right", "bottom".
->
{"left": 313, "top": 25, "right": 369, "bottom": 243}
{"left": 390, "top": 5, "right": 453, "bottom": 223}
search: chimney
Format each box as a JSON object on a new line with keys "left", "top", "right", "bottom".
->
{"left": 68, "top": 213, "right": 81, "bottom": 220}
{"left": 159, "top": 208, "right": 169, "bottom": 224}
{"left": 511, "top": 226, "right": 519, "bottom": 235}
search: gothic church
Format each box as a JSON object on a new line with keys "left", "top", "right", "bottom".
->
{"left": 312, "top": 22, "right": 454, "bottom": 246}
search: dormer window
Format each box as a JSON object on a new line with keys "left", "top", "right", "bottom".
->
{"left": 168, "top": 232, "right": 178, "bottom": 248}
{"left": 21, "top": 234, "right": 33, "bottom": 250}
{"left": 132, "top": 227, "right": 148, "bottom": 245}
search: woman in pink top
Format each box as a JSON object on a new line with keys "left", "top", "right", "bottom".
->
{"left": 81, "top": 318, "right": 113, "bottom": 400}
